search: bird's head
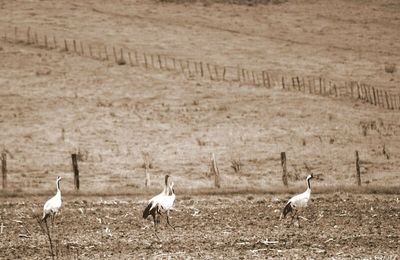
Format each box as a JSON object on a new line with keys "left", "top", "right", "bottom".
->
{"left": 307, "top": 174, "right": 313, "bottom": 180}
{"left": 57, "top": 176, "right": 62, "bottom": 181}
{"left": 169, "top": 182, "right": 175, "bottom": 195}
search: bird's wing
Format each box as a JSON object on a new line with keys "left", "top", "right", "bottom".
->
{"left": 43, "top": 196, "right": 55, "bottom": 210}
{"left": 289, "top": 191, "right": 310, "bottom": 207}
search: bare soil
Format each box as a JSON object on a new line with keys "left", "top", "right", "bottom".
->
{"left": 0, "top": 194, "right": 399, "bottom": 259}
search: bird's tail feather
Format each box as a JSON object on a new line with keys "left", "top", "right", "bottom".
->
{"left": 143, "top": 203, "right": 158, "bottom": 219}
{"left": 281, "top": 202, "right": 292, "bottom": 219}
{"left": 41, "top": 212, "right": 49, "bottom": 222}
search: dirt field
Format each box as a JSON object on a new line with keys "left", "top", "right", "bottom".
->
{"left": 0, "top": 194, "right": 399, "bottom": 259}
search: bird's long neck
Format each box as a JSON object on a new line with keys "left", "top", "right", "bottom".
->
{"left": 56, "top": 179, "right": 61, "bottom": 195}
{"left": 168, "top": 185, "right": 174, "bottom": 196}
{"left": 163, "top": 176, "right": 169, "bottom": 195}
{"left": 306, "top": 178, "right": 311, "bottom": 190}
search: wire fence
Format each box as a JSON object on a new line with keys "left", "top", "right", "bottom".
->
{"left": 1, "top": 25, "right": 399, "bottom": 111}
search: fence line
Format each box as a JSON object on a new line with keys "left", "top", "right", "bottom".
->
{"left": 1, "top": 25, "right": 399, "bottom": 111}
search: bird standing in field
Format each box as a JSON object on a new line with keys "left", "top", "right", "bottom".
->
{"left": 280, "top": 174, "right": 313, "bottom": 227}
{"left": 42, "top": 176, "right": 62, "bottom": 226}
{"left": 143, "top": 175, "right": 176, "bottom": 237}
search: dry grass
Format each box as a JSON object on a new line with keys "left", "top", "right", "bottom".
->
{"left": 157, "top": 0, "right": 287, "bottom": 5}
{"left": 1, "top": 183, "right": 399, "bottom": 199}
{"left": 0, "top": 0, "right": 399, "bottom": 197}
{"left": 384, "top": 63, "right": 397, "bottom": 74}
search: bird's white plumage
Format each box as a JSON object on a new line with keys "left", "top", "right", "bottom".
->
{"left": 42, "top": 176, "right": 62, "bottom": 221}
{"left": 281, "top": 174, "right": 313, "bottom": 220}
{"left": 287, "top": 187, "right": 311, "bottom": 208}
{"left": 149, "top": 181, "right": 175, "bottom": 212}
{"left": 143, "top": 175, "right": 176, "bottom": 236}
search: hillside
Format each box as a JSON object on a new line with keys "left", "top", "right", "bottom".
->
{"left": 0, "top": 0, "right": 399, "bottom": 194}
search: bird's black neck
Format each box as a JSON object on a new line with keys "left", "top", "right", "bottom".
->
{"left": 165, "top": 175, "right": 169, "bottom": 186}
{"left": 307, "top": 178, "right": 311, "bottom": 190}
{"left": 57, "top": 179, "right": 60, "bottom": 190}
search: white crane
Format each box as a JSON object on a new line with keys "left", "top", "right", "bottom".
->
{"left": 280, "top": 174, "right": 313, "bottom": 226}
{"left": 143, "top": 175, "right": 176, "bottom": 237}
{"left": 42, "top": 176, "right": 62, "bottom": 226}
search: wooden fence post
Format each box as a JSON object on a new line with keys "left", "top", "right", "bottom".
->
{"left": 113, "top": 47, "right": 117, "bottom": 63}
{"left": 281, "top": 152, "right": 288, "bottom": 187}
{"left": 26, "top": 27, "right": 30, "bottom": 44}
{"left": 53, "top": 35, "right": 57, "bottom": 48}
{"left": 187, "top": 60, "right": 192, "bottom": 75}
{"left": 319, "top": 78, "right": 323, "bottom": 95}
{"left": 179, "top": 60, "right": 185, "bottom": 73}
{"left": 144, "top": 53, "right": 148, "bottom": 68}
{"left": 349, "top": 82, "right": 353, "bottom": 98}
{"left": 210, "top": 153, "right": 221, "bottom": 188}
{"left": 71, "top": 154, "right": 79, "bottom": 190}
{"left": 267, "top": 72, "right": 271, "bottom": 88}
{"left": 1, "top": 152, "right": 7, "bottom": 189}
{"left": 296, "top": 77, "right": 301, "bottom": 91}
{"left": 150, "top": 54, "right": 155, "bottom": 68}
{"left": 73, "top": 40, "right": 77, "bottom": 53}
{"left": 104, "top": 46, "right": 109, "bottom": 60}
{"left": 64, "top": 39, "right": 68, "bottom": 51}
{"left": 385, "top": 91, "right": 390, "bottom": 109}
{"left": 120, "top": 48, "right": 124, "bottom": 63}
{"left": 252, "top": 71, "right": 256, "bottom": 85}
{"left": 355, "top": 150, "right": 361, "bottom": 186}
{"left": 377, "top": 88, "right": 381, "bottom": 107}
{"left": 214, "top": 65, "right": 219, "bottom": 80}
{"left": 200, "top": 62, "right": 204, "bottom": 77}
{"left": 334, "top": 85, "right": 338, "bottom": 97}
{"left": 372, "top": 87, "right": 377, "bottom": 105}
{"left": 397, "top": 95, "right": 400, "bottom": 110}
{"left": 157, "top": 54, "right": 162, "bottom": 69}
{"left": 172, "top": 58, "right": 177, "bottom": 70}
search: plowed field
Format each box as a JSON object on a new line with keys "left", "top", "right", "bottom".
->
{"left": 1, "top": 194, "right": 399, "bottom": 259}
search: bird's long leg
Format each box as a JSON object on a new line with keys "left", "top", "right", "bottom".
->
{"left": 290, "top": 210, "right": 297, "bottom": 227}
{"left": 44, "top": 218, "right": 50, "bottom": 234}
{"left": 51, "top": 212, "right": 55, "bottom": 228}
{"left": 166, "top": 210, "right": 175, "bottom": 230}
{"left": 152, "top": 213, "right": 160, "bottom": 240}
{"left": 297, "top": 214, "right": 301, "bottom": 228}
